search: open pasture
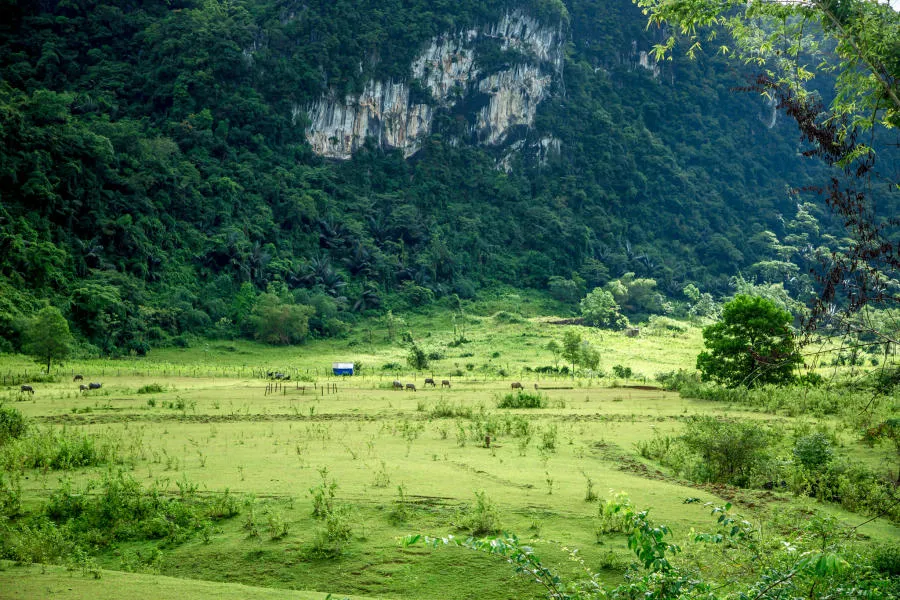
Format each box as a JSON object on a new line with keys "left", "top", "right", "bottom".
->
{"left": 1, "top": 316, "right": 898, "bottom": 599}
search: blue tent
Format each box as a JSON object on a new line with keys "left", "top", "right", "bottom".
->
{"left": 332, "top": 362, "right": 354, "bottom": 376}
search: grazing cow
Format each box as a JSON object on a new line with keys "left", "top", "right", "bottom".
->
{"left": 73, "top": 374, "right": 84, "bottom": 381}
{"left": 274, "top": 372, "right": 284, "bottom": 380}
{"left": 441, "top": 380, "right": 451, "bottom": 388}
{"left": 392, "top": 380, "right": 403, "bottom": 390}
{"left": 20, "top": 385, "right": 34, "bottom": 394}
{"left": 424, "top": 378, "right": 436, "bottom": 387}
{"left": 405, "top": 383, "right": 417, "bottom": 392}
{"left": 534, "top": 383, "right": 539, "bottom": 390}
{"left": 266, "top": 371, "right": 274, "bottom": 378}
{"left": 88, "top": 382, "right": 102, "bottom": 390}
{"left": 283, "top": 375, "right": 291, "bottom": 381}
{"left": 79, "top": 384, "right": 88, "bottom": 392}
{"left": 511, "top": 382, "right": 523, "bottom": 390}
{"left": 625, "top": 327, "right": 641, "bottom": 338}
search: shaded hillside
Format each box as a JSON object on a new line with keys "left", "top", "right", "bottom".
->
{"left": 0, "top": 0, "right": 836, "bottom": 353}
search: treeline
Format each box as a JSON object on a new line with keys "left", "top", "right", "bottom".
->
{"left": 0, "top": 0, "right": 859, "bottom": 354}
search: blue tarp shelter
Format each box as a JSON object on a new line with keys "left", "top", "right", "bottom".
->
{"left": 332, "top": 362, "right": 354, "bottom": 376}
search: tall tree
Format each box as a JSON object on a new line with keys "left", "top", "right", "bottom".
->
{"left": 23, "top": 306, "right": 73, "bottom": 373}
{"left": 696, "top": 295, "right": 802, "bottom": 387}
{"left": 561, "top": 330, "right": 583, "bottom": 375}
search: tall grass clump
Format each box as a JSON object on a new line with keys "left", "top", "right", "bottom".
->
{"left": 459, "top": 490, "right": 502, "bottom": 535}
{"left": 429, "top": 399, "right": 473, "bottom": 419}
{"left": 137, "top": 383, "right": 165, "bottom": 394}
{"left": 1, "top": 426, "right": 124, "bottom": 471}
{"left": 497, "top": 391, "right": 546, "bottom": 409}
{"left": 0, "top": 469, "right": 244, "bottom": 565}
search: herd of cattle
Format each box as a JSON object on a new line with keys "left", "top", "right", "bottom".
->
{"left": 390, "top": 379, "right": 530, "bottom": 392}
{"left": 391, "top": 377, "right": 452, "bottom": 392}
{"left": 19, "top": 375, "right": 102, "bottom": 395}
{"left": 19, "top": 375, "right": 535, "bottom": 395}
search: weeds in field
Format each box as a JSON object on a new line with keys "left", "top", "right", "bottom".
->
{"left": 372, "top": 460, "right": 391, "bottom": 488}
{"left": 309, "top": 467, "right": 337, "bottom": 518}
{"left": 137, "top": 383, "right": 165, "bottom": 394}
{"left": 459, "top": 490, "right": 501, "bottom": 535}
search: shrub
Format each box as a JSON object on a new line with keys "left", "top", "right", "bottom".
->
{"left": 497, "top": 391, "right": 547, "bottom": 409}
{"left": 872, "top": 543, "right": 900, "bottom": 576}
{"left": 137, "top": 383, "right": 164, "bottom": 394}
{"left": 460, "top": 491, "right": 501, "bottom": 535}
{"left": 793, "top": 433, "right": 833, "bottom": 471}
{"left": 655, "top": 370, "right": 698, "bottom": 391}
{"left": 493, "top": 311, "right": 524, "bottom": 324}
{"left": 0, "top": 406, "right": 28, "bottom": 445}
{"left": 430, "top": 400, "right": 473, "bottom": 419}
{"left": 680, "top": 416, "right": 777, "bottom": 486}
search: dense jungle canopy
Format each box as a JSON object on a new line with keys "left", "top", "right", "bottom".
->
{"left": 1, "top": 0, "right": 893, "bottom": 354}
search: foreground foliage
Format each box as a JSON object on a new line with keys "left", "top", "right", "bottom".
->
{"left": 407, "top": 495, "right": 900, "bottom": 599}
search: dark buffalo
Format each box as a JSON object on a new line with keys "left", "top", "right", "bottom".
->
{"left": 73, "top": 374, "right": 84, "bottom": 381}
{"left": 511, "top": 382, "right": 523, "bottom": 390}
{"left": 88, "top": 382, "right": 102, "bottom": 390}
{"left": 20, "top": 385, "right": 34, "bottom": 394}
{"left": 79, "top": 384, "right": 88, "bottom": 392}
{"left": 392, "top": 380, "right": 403, "bottom": 390}
{"left": 441, "top": 380, "right": 451, "bottom": 388}
{"left": 405, "top": 383, "right": 417, "bottom": 392}
{"left": 424, "top": 378, "right": 436, "bottom": 387}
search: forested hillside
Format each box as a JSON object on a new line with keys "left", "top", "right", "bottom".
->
{"left": 0, "top": 0, "right": 840, "bottom": 354}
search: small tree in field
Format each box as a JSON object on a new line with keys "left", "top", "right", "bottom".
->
{"left": 23, "top": 306, "right": 73, "bottom": 373}
{"left": 696, "top": 295, "right": 801, "bottom": 388}
{"left": 545, "top": 339, "right": 561, "bottom": 369}
{"left": 561, "top": 330, "right": 582, "bottom": 375}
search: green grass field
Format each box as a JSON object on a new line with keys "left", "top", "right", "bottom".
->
{"left": 1, "top": 312, "right": 898, "bottom": 599}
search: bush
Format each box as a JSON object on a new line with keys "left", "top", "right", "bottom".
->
{"left": 0, "top": 406, "right": 28, "bottom": 445}
{"left": 493, "top": 311, "right": 524, "bottom": 324}
{"left": 680, "top": 416, "right": 777, "bottom": 487}
{"left": 872, "top": 543, "right": 900, "bottom": 576}
{"left": 137, "top": 383, "right": 164, "bottom": 394}
{"left": 655, "top": 370, "right": 699, "bottom": 391}
{"left": 430, "top": 400, "right": 473, "bottom": 419}
{"left": 460, "top": 491, "right": 501, "bottom": 535}
{"left": 793, "top": 433, "right": 833, "bottom": 471}
{"left": 497, "top": 391, "right": 547, "bottom": 409}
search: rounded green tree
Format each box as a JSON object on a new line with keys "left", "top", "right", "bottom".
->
{"left": 579, "top": 288, "right": 628, "bottom": 329}
{"left": 23, "top": 306, "right": 74, "bottom": 373}
{"left": 696, "top": 295, "right": 801, "bottom": 388}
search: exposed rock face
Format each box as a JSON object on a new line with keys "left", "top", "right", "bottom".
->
{"left": 476, "top": 64, "right": 552, "bottom": 146}
{"left": 304, "top": 10, "right": 564, "bottom": 160}
{"left": 305, "top": 82, "right": 433, "bottom": 159}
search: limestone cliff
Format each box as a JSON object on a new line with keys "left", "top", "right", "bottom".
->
{"left": 304, "top": 10, "right": 564, "bottom": 160}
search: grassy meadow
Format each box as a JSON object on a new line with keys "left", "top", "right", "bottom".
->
{"left": 1, "top": 307, "right": 898, "bottom": 599}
